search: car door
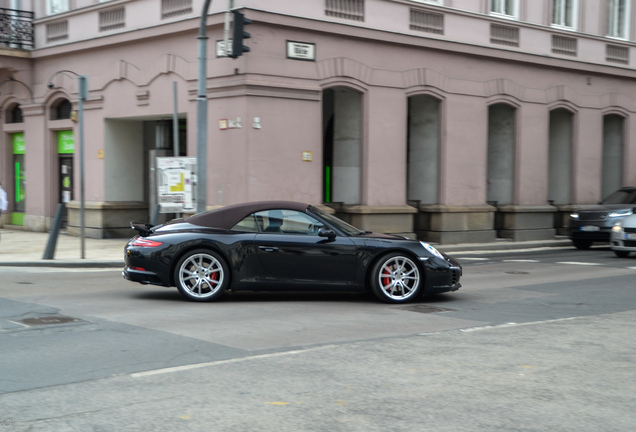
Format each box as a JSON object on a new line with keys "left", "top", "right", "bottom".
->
{"left": 252, "top": 209, "right": 357, "bottom": 285}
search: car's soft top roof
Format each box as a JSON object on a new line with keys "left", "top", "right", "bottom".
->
{"left": 184, "top": 201, "right": 311, "bottom": 229}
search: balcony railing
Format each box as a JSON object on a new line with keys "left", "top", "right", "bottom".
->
{"left": 0, "top": 7, "right": 34, "bottom": 49}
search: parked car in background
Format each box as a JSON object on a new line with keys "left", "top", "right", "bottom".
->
{"left": 569, "top": 187, "right": 636, "bottom": 250}
{"left": 610, "top": 210, "right": 636, "bottom": 258}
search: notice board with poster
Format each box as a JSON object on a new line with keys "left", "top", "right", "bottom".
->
{"left": 156, "top": 157, "right": 197, "bottom": 213}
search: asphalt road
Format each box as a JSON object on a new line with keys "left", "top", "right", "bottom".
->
{"left": 0, "top": 246, "right": 635, "bottom": 431}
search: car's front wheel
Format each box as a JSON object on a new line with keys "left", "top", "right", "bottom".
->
{"left": 614, "top": 250, "right": 630, "bottom": 258}
{"left": 370, "top": 253, "right": 422, "bottom": 303}
{"left": 174, "top": 249, "right": 229, "bottom": 302}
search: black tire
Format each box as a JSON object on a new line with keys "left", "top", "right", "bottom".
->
{"left": 614, "top": 250, "right": 630, "bottom": 258}
{"left": 572, "top": 239, "right": 592, "bottom": 250}
{"left": 369, "top": 253, "right": 422, "bottom": 303}
{"left": 173, "top": 249, "right": 229, "bottom": 302}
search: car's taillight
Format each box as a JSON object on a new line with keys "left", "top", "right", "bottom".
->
{"left": 131, "top": 238, "right": 163, "bottom": 247}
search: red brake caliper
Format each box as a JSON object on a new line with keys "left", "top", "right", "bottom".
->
{"left": 382, "top": 265, "right": 391, "bottom": 291}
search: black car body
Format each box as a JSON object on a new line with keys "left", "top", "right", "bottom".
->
{"left": 123, "top": 201, "right": 462, "bottom": 303}
{"left": 569, "top": 187, "right": 636, "bottom": 249}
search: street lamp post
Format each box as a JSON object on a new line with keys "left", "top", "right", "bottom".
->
{"left": 196, "top": 0, "right": 213, "bottom": 214}
{"left": 48, "top": 71, "right": 88, "bottom": 259}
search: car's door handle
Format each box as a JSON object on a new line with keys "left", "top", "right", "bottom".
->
{"left": 258, "top": 246, "right": 279, "bottom": 252}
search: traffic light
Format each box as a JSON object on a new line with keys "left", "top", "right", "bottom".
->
{"left": 229, "top": 10, "right": 251, "bottom": 58}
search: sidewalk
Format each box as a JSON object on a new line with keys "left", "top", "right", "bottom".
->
{"left": 0, "top": 228, "right": 127, "bottom": 268}
{"left": 0, "top": 227, "right": 574, "bottom": 268}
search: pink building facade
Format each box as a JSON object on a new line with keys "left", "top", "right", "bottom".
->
{"left": 1, "top": 0, "right": 636, "bottom": 243}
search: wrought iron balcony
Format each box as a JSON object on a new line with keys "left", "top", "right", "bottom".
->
{"left": 0, "top": 7, "right": 34, "bottom": 49}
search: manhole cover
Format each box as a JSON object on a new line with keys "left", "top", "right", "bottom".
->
{"left": 400, "top": 305, "right": 456, "bottom": 314}
{"left": 19, "top": 316, "right": 85, "bottom": 326}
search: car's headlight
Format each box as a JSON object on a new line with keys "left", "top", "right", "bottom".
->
{"left": 570, "top": 213, "right": 579, "bottom": 219}
{"left": 612, "top": 224, "right": 623, "bottom": 233}
{"left": 609, "top": 209, "right": 633, "bottom": 218}
{"left": 420, "top": 241, "right": 444, "bottom": 259}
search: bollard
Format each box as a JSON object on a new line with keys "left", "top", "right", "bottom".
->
{"left": 42, "top": 203, "right": 66, "bottom": 260}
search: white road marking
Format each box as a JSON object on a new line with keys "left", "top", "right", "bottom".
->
{"left": 503, "top": 259, "right": 539, "bottom": 263}
{"left": 556, "top": 262, "right": 601, "bottom": 266}
{"left": 131, "top": 345, "right": 338, "bottom": 378}
{"left": 455, "top": 257, "right": 490, "bottom": 261}
{"left": 417, "top": 317, "right": 582, "bottom": 337}
{"left": 458, "top": 317, "right": 580, "bottom": 333}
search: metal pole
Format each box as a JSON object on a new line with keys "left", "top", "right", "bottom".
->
{"left": 78, "top": 76, "right": 88, "bottom": 259}
{"left": 196, "top": 0, "right": 213, "bottom": 213}
{"left": 172, "top": 81, "right": 179, "bottom": 157}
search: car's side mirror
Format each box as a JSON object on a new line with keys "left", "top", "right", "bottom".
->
{"left": 318, "top": 227, "right": 336, "bottom": 240}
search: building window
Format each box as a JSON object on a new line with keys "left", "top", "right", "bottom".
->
{"left": 607, "top": 0, "right": 630, "bottom": 39}
{"left": 50, "top": 98, "right": 72, "bottom": 120}
{"left": 46, "top": 0, "right": 69, "bottom": 15}
{"left": 490, "top": 0, "right": 518, "bottom": 18}
{"left": 552, "top": 0, "right": 578, "bottom": 29}
{"left": 5, "top": 104, "right": 23, "bottom": 124}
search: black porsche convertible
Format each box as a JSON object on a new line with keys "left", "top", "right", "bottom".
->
{"left": 122, "top": 201, "right": 462, "bottom": 303}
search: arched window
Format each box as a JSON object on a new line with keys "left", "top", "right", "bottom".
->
{"left": 5, "top": 104, "right": 23, "bottom": 123}
{"left": 50, "top": 98, "right": 72, "bottom": 120}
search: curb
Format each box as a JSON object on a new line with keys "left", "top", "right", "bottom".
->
{"left": 0, "top": 261, "right": 123, "bottom": 268}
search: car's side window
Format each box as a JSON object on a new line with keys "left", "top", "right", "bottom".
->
{"left": 231, "top": 214, "right": 259, "bottom": 232}
{"left": 252, "top": 210, "right": 323, "bottom": 235}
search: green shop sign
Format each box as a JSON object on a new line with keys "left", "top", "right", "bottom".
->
{"left": 58, "top": 130, "right": 75, "bottom": 154}
{"left": 12, "top": 133, "right": 25, "bottom": 154}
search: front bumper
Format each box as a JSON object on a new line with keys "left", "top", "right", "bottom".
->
{"left": 610, "top": 233, "right": 636, "bottom": 251}
{"left": 568, "top": 225, "right": 612, "bottom": 242}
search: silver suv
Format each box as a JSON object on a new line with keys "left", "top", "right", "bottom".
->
{"left": 568, "top": 187, "right": 636, "bottom": 250}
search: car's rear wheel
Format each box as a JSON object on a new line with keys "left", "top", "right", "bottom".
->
{"left": 614, "top": 250, "right": 630, "bottom": 258}
{"left": 174, "top": 249, "right": 229, "bottom": 302}
{"left": 572, "top": 239, "right": 592, "bottom": 250}
{"left": 370, "top": 253, "right": 422, "bottom": 303}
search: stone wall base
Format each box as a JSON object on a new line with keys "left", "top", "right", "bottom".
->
{"left": 67, "top": 201, "right": 149, "bottom": 239}
{"left": 495, "top": 205, "right": 557, "bottom": 241}
{"left": 334, "top": 204, "right": 417, "bottom": 239}
{"left": 415, "top": 204, "right": 496, "bottom": 244}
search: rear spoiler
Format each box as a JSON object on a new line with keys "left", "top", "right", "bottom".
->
{"left": 130, "top": 222, "right": 154, "bottom": 237}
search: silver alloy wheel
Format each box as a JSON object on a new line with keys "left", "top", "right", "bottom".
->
{"left": 376, "top": 255, "right": 421, "bottom": 301}
{"left": 177, "top": 252, "right": 225, "bottom": 299}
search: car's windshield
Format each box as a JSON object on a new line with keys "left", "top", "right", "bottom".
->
{"left": 309, "top": 206, "right": 365, "bottom": 236}
{"left": 602, "top": 190, "right": 636, "bottom": 205}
